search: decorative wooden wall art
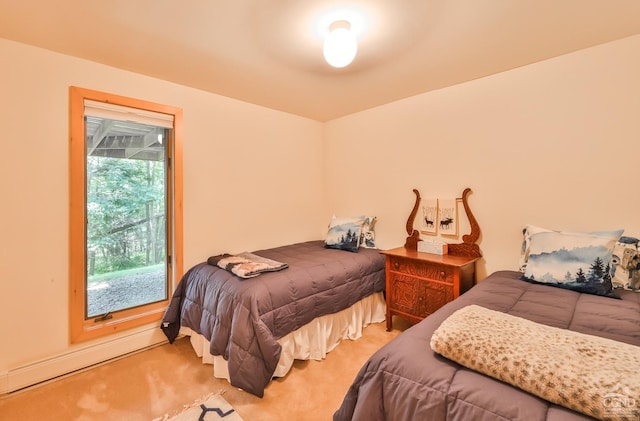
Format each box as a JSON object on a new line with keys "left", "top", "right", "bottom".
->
{"left": 403, "top": 189, "right": 423, "bottom": 250}
{"left": 404, "top": 187, "right": 481, "bottom": 258}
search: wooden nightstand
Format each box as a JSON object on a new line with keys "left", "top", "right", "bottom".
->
{"left": 387, "top": 187, "right": 482, "bottom": 330}
{"left": 381, "top": 247, "right": 479, "bottom": 330}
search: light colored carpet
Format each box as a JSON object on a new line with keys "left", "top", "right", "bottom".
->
{"left": 0, "top": 318, "right": 411, "bottom": 421}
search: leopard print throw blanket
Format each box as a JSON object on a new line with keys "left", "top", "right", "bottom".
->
{"left": 430, "top": 305, "right": 640, "bottom": 421}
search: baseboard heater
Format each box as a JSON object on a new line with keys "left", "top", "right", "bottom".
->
{"left": 2, "top": 327, "right": 167, "bottom": 394}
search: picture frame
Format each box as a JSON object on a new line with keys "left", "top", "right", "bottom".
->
{"left": 438, "top": 198, "right": 458, "bottom": 235}
{"left": 420, "top": 198, "right": 438, "bottom": 235}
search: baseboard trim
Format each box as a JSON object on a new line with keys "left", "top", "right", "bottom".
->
{"left": 0, "top": 371, "right": 8, "bottom": 394}
{"left": 3, "top": 327, "right": 167, "bottom": 394}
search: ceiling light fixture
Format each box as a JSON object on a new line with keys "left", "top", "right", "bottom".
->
{"left": 323, "top": 20, "right": 357, "bottom": 68}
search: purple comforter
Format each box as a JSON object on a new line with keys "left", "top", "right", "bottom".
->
{"left": 334, "top": 270, "right": 640, "bottom": 421}
{"left": 161, "top": 241, "right": 385, "bottom": 397}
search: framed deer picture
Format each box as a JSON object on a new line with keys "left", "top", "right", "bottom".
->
{"left": 420, "top": 198, "right": 438, "bottom": 235}
{"left": 438, "top": 198, "right": 458, "bottom": 235}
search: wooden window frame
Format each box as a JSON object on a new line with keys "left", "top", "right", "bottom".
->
{"left": 69, "top": 86, "right": 183, "bottom": 343}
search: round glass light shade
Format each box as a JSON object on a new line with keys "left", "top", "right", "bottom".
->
{"left": 323, "top": 27, "right": 357, "bottom": 68}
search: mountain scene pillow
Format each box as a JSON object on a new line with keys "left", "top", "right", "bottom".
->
{"left": 324, "top": 215, "right": 365, "bottom": 252}
{"left": 518, "top": 225, "right": 553, "bottom": 272}
{"left": 522, "top": 228, "right": 623, "bottom": 297}
{"left": 519, "top": 225, "right": 624, "bottom": 273}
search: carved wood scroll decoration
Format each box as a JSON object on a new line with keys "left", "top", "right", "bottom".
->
{"left": 404, "top": 189, "right": 422, "bottom": 250}
{"left": 404, "top": 187, "right": 482, "bottom": 258}
{"left": 448, "top": 188, "right": 482, "bottom": 258}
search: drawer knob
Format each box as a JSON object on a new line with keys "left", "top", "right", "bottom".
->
{"left": 440, "top": 271, "right": 446, "bottom": 279}
{"left": 393, "top": 262, "right": 400, "bottom": 269}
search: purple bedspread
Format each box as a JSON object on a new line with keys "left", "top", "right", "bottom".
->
{"left": 334, "top": 270, "right": 640, "bottom": 421}
{"left": 161, "top": 240, "right": 385, "bottom": 397}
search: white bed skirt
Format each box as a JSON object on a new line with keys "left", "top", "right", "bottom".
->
{"left": 179, "top": 291, "right": 386, "bottom": 381}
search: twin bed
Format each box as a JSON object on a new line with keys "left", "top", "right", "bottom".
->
{"left": 333, "top": 270, "right": 640, "bottom": 421}
{"left": 160, "top": 239, "right": 386, "bottom": 397}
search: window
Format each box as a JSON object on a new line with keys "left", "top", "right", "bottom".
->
{"left": 69, "top": 87, "right": 183, "bottom": 343}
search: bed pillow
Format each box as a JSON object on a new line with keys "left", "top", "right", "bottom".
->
{"left": 519, "top": 225, "right": 626, "bottom": 273}
{"left": 518, "top": 225, "right": 553, "bottom": 272}
{"left": 359, "top": 216, "right": 377, "bottom": 249}
{"left": 324, "top": 215, "right": 365, "bottom": 252}
{"left": 521, "top": 228, "right": 623, "bottom": 297}
{"left": 611, "top": 236, "right": 640, "bottom": 292}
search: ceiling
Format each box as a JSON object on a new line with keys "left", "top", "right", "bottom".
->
{"left": 1, "top": 1, "right": 639, "bottom": 121}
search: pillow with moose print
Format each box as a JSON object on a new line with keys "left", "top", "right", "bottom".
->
{"left": 611, "top": 236, "right": 640, "bottom": 292}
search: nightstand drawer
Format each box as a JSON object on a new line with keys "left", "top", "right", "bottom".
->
{"left": 388, "top": 256, "right": 454, "bottom": 283}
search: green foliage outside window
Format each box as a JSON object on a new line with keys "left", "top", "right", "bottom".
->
{"left": 87, "top": 156, "right": 166, "bottom": 276}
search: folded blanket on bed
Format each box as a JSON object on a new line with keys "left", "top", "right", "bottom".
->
{"left": 430, "top": 304, "right": 640, "bottom": 421}
{"left": 207, "top": 252, "right": 288, "bottom": 278}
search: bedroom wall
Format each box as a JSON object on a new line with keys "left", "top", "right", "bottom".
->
{"left": 324, "top": 35, "right": 640, "bottom": 281}
{"left": 0, "top": 38, "right": 324, "bottom": 391}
